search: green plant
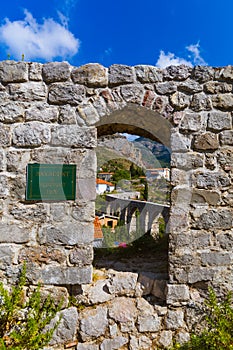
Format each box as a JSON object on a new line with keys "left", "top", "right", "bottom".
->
{"left": 0, "top": 263, "right": 62, "bottom": 350}
{"left": 171, "top": 288, "right": 233, "bottom": 350}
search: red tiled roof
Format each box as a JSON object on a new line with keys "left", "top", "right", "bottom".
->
{"left": 96, "top": 178, "right": 114, "bottom": 186}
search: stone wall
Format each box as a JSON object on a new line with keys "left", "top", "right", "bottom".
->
{"left": 0, "top": 60, "right": 233, "bottom": 348}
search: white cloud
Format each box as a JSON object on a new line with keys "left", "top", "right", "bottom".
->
{"left": 156, "top": 50, "right": 193, "bottom": 69}
{"left": 156, "top": 42, "right": 207, "bottom": 68}
{"left": 0, "top": 10, "right": 80, "bottom": 61}
{"left": 186, "top": 42, "right": 207, "bottom": 65}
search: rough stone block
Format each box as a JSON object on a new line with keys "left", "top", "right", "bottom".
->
{"left": 166, "top": 309, "right": 184, "bottom": 330}
{"left": 109, "top": 64, "right": 135, "bottom": 86}
{"left": 211, "top": 94, "right": 233, "bottom": 110}
{"left": 171, "top": 152, "right": 204, "bottom": 169}
{"left": 218, "top": 65, "right": 233, "bottom": 82}
{"left": 135, "top": 65, "right": 163, "bottom": 83}
{"left": 77, "top": 178, "right": 96, "bottom": 201}
{"left": 109, "top": 297, "right": 137, "bottom": 323}
{"left": 71, "top": 201, "right": 95, "bottom": 223}
{"left": 163, "top": 65, "right": 192, "bottom": 80}
{"left": 191, "top": 189, "right": 220, "bottom": 205}
{"left": 193, "top": 132, "right": 219, "bottom": 150}
{"left": 217, "top": 149, "right": 233, "bottom": 170}
{"left": 9, "top": 82, "right": 47, "bottom": 101}
{"left": 0, "top": 150, "right": 4, "bottom": 171}
{"left": 27, "top": 265, "right": 92, "bottom": 285}
{"left": 178, "top": 79, "right": 203, "bottom": 93}
{"left": 100, "top": 336, "right": 128, "bottom": 350}
{"left": 190, "top": 92, "right": 212, "bottom": 111}
{"left": 192, "top": 66, "right": 214, "bottom": 83}
{"left": 106, "top": 271, "right": 138, "bottom": 296}
{"left": 48, "top": 82, "right": 85, "bottom": 105}
{"left": 179, "top": 113, "right": 206, "bottom": 132}
{"left": 79, "top": 306, "right": 108, "bottom": 341}
{"left": 19, "top": 246, "right": 66, "bottom": 265}
{"left": 72, "top": 63, "right": 107, "bottom": 87}
{"left": 82, "top": 279, "right": 113, "bottom": 304}
{"left": 29, "top": 62, "right": 42, "bottom": 81}
{"left": 77, "top": 344, "right": 99, "bottom": 350}
{"left": 58, "top": 105, "right": 77, "bottom": 125}
{"left": 0, "top": 245, "right": 16, "bottom": 266}
{"left": 0, "top": 61, "right": 28, "bottom": 83}
{"left": 12, "top": 122, "right": 50, "bottom": 147}
{"left": 0, "top": 223, "right": 29, "bottom": 243}
{"left": 204, "top": 81, "right": 232, "bottom": 94}
{"left": 158, "top": 330, "right": 173, "bottom": 348}
{"left": 25, "top": 103, "right": 59, "bottom": 123}
{"left": 40, "top": 221, "right": 94, "bottom": 245}
{"left": 50, "top": 125, "right": 96, "bottom": 148}
{"left": 0, "top": 175, "right": 8, "bottom": 198}
{"left": 201, "top": 252, "right": 231, "bottom": 266}
{"left": 220, "top": 130, "right": 233, "bottom": 145}
{"left": 207, "top": 111, "right": 232, "bottom": 131}
{"left": 195, "top": 172, "right": 230, "bottom": 189}
{"left": 49, "top": 307, "right": 78, "bottom": 345}
{"left": 156, "top": 81, "right": 177, "bottom": 94}
{"left": 69, "top": 245, "right": 93, "bottom": 266}
{"left": 120, "top": 84, "right": 145, "bottom": 103}
{"left": 170, "top": 91, "right": 190, "bottom": 110}
{"left": 0, "top": 124, "right": 11, "bottom": 146}
{"left": 77, "top": 102, "right": 100, "bottom": 126}
{"left": 171, "top": 132, "right": 191, "bottom": 152}
{"left": 42, "top": 62, "right": 71, "bottom": 83}
{"left": 0, "top": 102, "right": 24, "bottom": 123}
{"left": 137, "top": 313, "right": 161, "bottom": 332}
{"left": 166, "top": 284, "right": 190, "bottom": 304}
{"left": 196, "top": 209, "right": 232, "bottom": 229}
{"left": 187, "top": 266, "right": 215, "bottom": 284}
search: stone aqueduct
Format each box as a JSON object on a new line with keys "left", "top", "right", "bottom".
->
{"left": 1, "top": 60, "right": 233, "bottom": 347}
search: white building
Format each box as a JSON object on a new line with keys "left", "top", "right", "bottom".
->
{"left": 96, "top": 179, "right": 115, "bottom": 195}
{"left": 146, "top": 168, "right": 170, "bottom": 181}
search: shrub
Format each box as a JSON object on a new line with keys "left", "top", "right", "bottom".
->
{"left": 0, "top": 263, "right": 62, "bottom": 350}
{"left": 172, "top": 288, "right": 233, "bottom": 350}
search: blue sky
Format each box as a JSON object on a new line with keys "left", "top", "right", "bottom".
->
{"left": 0, "top": 0, "right": 232, "bottom": 68}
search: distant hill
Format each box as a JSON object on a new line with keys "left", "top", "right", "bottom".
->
{"left": 133, "top": 137, "right": 171, "bottom": 168}
{"left": 96, "top": 134, "right": 171, "bottom": 170}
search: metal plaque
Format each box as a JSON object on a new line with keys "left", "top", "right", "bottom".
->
{"left": 26, "top": 164, "right": 76, "bottom": 201}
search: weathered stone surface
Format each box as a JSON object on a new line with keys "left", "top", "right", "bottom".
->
{"left": 201, "top": 252, "right": 231, "bottom": 266}
{"left": 187, "top": 267, "right": 215, "bottom": 284}
{"left": 58, "top": 105, "right": 77, "bottom": 125}
{"left": 120, "top": 84, "right": 144, "bottom": 103}
{"left": 0, "top": 149, "right": 4, "bottom": 171}
{"left": 0, "top": 245, "right": 16, "bottom": 267}
{"left": 37, "top": 285, "right": 69, "bottom": 308}
{"left": 0, "top": 222, "right": 29, "bottom": 243}
{"left": 218, "top": 65, "right": 233, "bottom": 82}
{"left": 77, "top": 344, "right": 99, "bottom": 350}
{"left": 27, "top": 265, "right": 92, "bottom": 285}
{"left": 109, "top": 64, "right": 135, "bottom": 86}
{"left": 12, "top": 122, "right": 50, "bottom": 147}
{"left": 51, "top": 125, "right": 96, "bottom": 148}
{"left": 72, "top": 63, "right": 107, "bottom": 87}
{"left": 220, "top": 130, "right": 233, "bottom": 145}
{"left": 171, "top": 132, "right": 191, "bottom": 152}
{"left": 193, "top": 132, "right": 219, "bottom": 150}
{"left": 39, "top": 222, "right": 93, "bottom": 245}
{"left": 19, "top": 246, "right": 66, "bottom": 265}
{"left": 171, "top": 152, "right": 204, "bottom": 169}
{"left": 135, "top": 65, "right": 162, "bottom": 83}
{"left": 151, "top": 280, "right": 167, "bottom": 300}
{"left": 166, "top": 284, "right": 190, "bottom": 304}
{"left": 77, "top": 178, "right": 96, "bottom": 201}
{"left": 100, "top": 336, "right": 128, "bottom": 350}
{"left": 72, "top": 201, "right": 95, "bottom": 222}
{"left": 42, "top": 62, "right": 70, "bottom": 83}
{"left": 207, "top": 111, "right": 231, "bottom": 131}
{"left": 166, "top": 310, "right": 184, "bottom": 330}
{"left": 192, "top": 66, "right": 214, "bottom": 83}
{"left": 178, "top": 79, "right": 203, "bottom": 93}
{"left": 137, "top": 313, "right": 161, "bottom": 332}
{"left": 190, "top": 92, "right": 212, "bottom": 111}
{"left": 180, "top": 113, "right": 206, "bottom": 132}
{"left": 156, "top": 82, "right": 177, "bottom": 94}
{"left": 48, "top": 83, "right": 86, "bottom": 105}
{"left": 109, "top": 297, "right": 137, "bottom": 323}
{"left": 170, "top": 91, "right": 190, "bottom": 110}
{"left": 191, "top": 189, "right": 220, "bottom": 205}
{"left": 163, "top": 65, "right": 192, "bottom": 81}
{"left": 217, "top": 149, "right": 233, "bottom": 170}
{"left": 0, "top": 61, "right": 28, "bottom": 82}
{"left": 0, "top": 175, "right": 8, "bottom": 198}
{"left": 29, "top": 62, "right": 42, "bottom": 81}
{"left": 217, "top": 232, "right": 233, "bottom": 249}
{"left": 196, "top": 209, "right": 232, "bottom": 229}
{"left": 0, "top": 103, "right": 24, "bottom": 123}
{"left": 6, "top": 150, "right": 30, "bottom": 172}
{"left": 10, "top": 203, "right": 48, "bottom": 222}
{"left": 195, "top": 172, "right": 230, "bottom": 189}
{"left": 204, "top": 81, "right": 232, "bottom": 94}
{"left": 0, "top": 124, "right": 11, "bottom": 146}
{"left": 82, "top": 279, "right": 113, "bottom": 304}
{"left": 106, "top": 271, "right": 138, "bottom": 296}
{"left": 25, "top": 103, "right": 59, "bottom": 123}
{"left": 158, "top": 330, "right": 173, "bottom": 348}
{"left": 79, "top": 306, "right": 108, "bottom": 341}
{"left": 9, "top": 82, "right": 47, "bottom": 101}
{"left": 69, "top": 245, "right": 93, "bottom": 266}
{"left": 211, "top": 94, "right": 233, "bottom": 110}
{"left": 77, "top": 102, "right": 100, "bottom": 125}
{"left": 49, "top": 307, "right": 78, "bottom": 345}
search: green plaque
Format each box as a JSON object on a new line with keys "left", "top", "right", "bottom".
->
{"left": 26, "top": 164, "right": 76, "bottom": 201}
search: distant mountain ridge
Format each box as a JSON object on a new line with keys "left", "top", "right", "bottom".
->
{"left": 97, "top": 134, "right": 170, "bottom": 170}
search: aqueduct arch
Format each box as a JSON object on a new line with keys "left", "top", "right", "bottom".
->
{"left": 1, "top": 60, "right": 233, "bottom": 347}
